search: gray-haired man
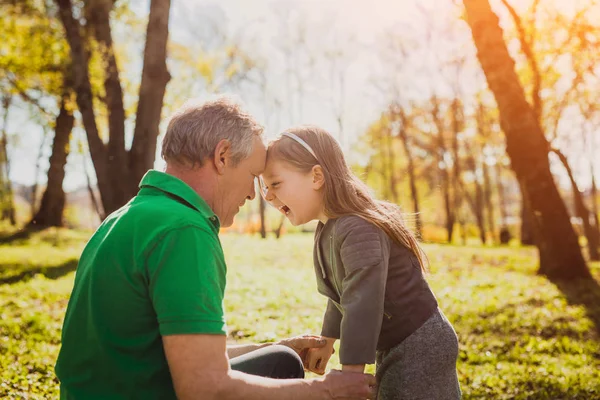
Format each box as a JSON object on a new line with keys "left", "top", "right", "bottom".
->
{"left": 55, "top": 97, "right": 376, "bottom": 399}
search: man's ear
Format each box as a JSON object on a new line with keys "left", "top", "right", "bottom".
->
{"left": 213, "top": 139, "right": 232, "bottom": 174}
{"left": 312, "top": 165, "right": 325, "bottom": 190}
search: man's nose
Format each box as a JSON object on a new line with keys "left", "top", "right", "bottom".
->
{"left": 247, "top": 183, "right": 256, "bottom": 201}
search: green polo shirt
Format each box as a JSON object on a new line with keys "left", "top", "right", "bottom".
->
{"left": 55, "top": 170, "right": 227, "bottom": 400}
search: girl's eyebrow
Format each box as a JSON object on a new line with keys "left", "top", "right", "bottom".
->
{"left": 261, "top": 172, "right": 280, "bottom": 181}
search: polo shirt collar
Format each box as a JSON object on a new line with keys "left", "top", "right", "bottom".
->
{"left": 139, "top": 170, "right": 219, "bottom": 226}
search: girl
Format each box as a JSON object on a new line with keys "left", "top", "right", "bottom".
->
{"left": 260, "top": 126, "right": 461, "bottom": 399}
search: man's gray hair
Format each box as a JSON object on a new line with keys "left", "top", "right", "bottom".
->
{"left": 161, "top": 97, "right": 264, "bottom": 167}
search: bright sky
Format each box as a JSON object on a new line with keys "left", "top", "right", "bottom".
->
{"left": 9, "top": 0, "right": 440, "bottom": 191}
{"left": 5, "top": 0, "right": 599, "bottom": 192}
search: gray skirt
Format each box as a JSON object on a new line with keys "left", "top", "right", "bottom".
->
{"left": 375, "top": 308, "right": 462, "bottom": 400}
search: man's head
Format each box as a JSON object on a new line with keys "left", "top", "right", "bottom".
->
{"left": 162, "top": 97, "right": 266, "bottom": 227}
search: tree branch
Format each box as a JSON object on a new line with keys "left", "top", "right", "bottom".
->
{"left": 5, "top": 75, "right": 53, "bottom": 117}
{"left": 86, "top": 0, "right": 126, "bottom": 156}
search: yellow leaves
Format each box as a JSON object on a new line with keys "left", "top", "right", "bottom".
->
{"left": 0, "top": 4, "right": 68, "bottom": 98}
{"left": 195, "top": 57, "right": 216, "bottom": 84}
{"left": 166, "top": 39, "right": 256, "bottom": 104}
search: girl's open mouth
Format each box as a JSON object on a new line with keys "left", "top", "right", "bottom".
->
{"left": 279, "top": 205, "right": 291, "bottom": 215}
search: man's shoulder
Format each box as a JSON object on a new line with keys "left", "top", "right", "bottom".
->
{"left": 120, "top": 191, "right": 214, "bottom": 230}
{"left": 134, "top": 191, "right": 203, "bottom": 217}
{"left": 95, "top": 195, "right": 218, "bottom": 260}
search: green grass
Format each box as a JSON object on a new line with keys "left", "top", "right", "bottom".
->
{"left": 1, "top": 230, "right": 600, "bottom": 399}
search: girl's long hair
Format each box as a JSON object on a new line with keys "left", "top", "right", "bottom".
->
{"left": 267, "top": 125, "right": 428, "bottom": 271}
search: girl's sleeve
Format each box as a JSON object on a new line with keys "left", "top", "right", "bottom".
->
{"left": 321, "top": 298, "right": 342, "bottom": 338}
{"left": 337, "top": 216, "right": 390, "bottom": 365}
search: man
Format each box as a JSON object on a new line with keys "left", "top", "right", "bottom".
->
{"left": 55, "top": 98, "right": 375, "bottom": 399}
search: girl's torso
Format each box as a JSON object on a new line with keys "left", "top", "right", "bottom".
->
{"left": 314, "top": 215, "right": 438, "bottom": 351}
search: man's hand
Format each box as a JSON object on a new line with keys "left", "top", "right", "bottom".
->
{"left": 305, "top": 339, "right": 335, "bottom": 375}
{"left": 277, "top": 334, "right": 328, "bottom": 362}
{"left": 321, "top": 370, "right": 377, "bottom": 400}
{"left": 163, "top": 334, "right": 374, "bottom": 400}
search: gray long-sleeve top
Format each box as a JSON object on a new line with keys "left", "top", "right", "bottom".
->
{"left": 314, "top": 215, "right": 438, "bottom": 365}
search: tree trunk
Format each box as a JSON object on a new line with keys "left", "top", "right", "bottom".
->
{"left": 0, "top": 95, "right": 16, "bottom": 225}
{"left": 274, "top": 215, "right": 285, "bottom": 239}
{"left": 473, "top": 169, "right": 487, "bottom": 245}
{"left": 442, "top": 164, "right": 454, "bottom": 243}
{"left": 386, "top": 127, "right": 399, "bottom": 203}
{"left": 476, "top": 102, "right": 497, "bottom": 243}
{"left": 551, "top": 148, "right": 599, "bottom": 261}
{"left": 30, "top": 126, "right": 50, "bottom": 219}
{"left": 375, "top": 128, "right": 392, "bottom": 201}
{"left": 494, "top": 162, "right": 508, "bottom": 226}
{"left": 460, "top": 145, "right": 487, "bottom": 245}
{"left": 259, "top": 196, "right": 267, "bottom": 239}
{"left": 86, "top": 0, "right": 131, "bottom": 205}
{"left": 589, "top": 137, "right": 600, "bottom": 253}
{"left": 449, "top": 98, "right": 463, "bottom": 234}
{"left": 397, "top": 111, "right": 422, "bottom": 239}
{"left": 500, "top": 0, "right": 542, "bottom": 124}
{"left": 482, "top": 156, "right": 496, "bottom": 243}
{"left": 56, "top": 0, "right": 111, "bottom": 209}
{"left": 128, "top": 0, "right": 172, "bottom": 187}
{"left": 57, "top": 0, "right": 171, "bottom": 217}
{"left": 463, "top": 0, "right": 590, "bottom": 279}
{"left": 495, "top": 163, "right": 512, "bottom": 244}
{"left": 30, "top": 90, "right": 74, "bottom": 227}
{"left": 431, "top": 97, "right": 455, "bottom": 243}
{"left": 520, "top": 191, "right": 535, "bottom": 245}
{"left": 80, "top": 136, "right": 105, "bottom": 221}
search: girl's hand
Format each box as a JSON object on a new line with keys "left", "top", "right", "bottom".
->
{"left": 305, "top": 338, "right": 336, "bottom": 375}
{"left": 277, "top": 334, "right": 327, "bottom": 358}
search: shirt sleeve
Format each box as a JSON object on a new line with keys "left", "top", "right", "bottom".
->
{"left": 146, "top": 226, "right": 227, "bottom": 336}
{"left": 321, "top": 298, "right": 342, "bottom": 339}
{"left": 337, "top": 217, "right": 390, "bottom": 365}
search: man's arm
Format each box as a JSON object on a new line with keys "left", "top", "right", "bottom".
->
{"left": 163, "top": 334, "right": 376, "bottom": 400}
{"left": 227, "top": 335, "right": 327, "bottom": 360}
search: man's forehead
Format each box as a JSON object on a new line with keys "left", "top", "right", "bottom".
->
{"left": 251, "top": 137, "right": 267, "bottom": 175}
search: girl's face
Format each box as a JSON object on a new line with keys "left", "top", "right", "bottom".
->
{"left": 261, "top": 158, "right": 326, "bottom": 226}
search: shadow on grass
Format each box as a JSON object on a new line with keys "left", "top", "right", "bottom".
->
{"left": 466, "top": 376, "right": 600, "bottom": 400}
{"left": 0, "top": 226, "right": 43, "bottom": 245}
{"left": 0, "top": 259, "right": 78, "bottom": 285}
{"left": 469, "top": 298, "right": 593, "bottom": 341}
{"left": 552, "top": 277, "right": 600, "bottom": 338}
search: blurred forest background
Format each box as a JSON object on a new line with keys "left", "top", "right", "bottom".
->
{"left": 1, "top": 0, "right": 600, "bottom": 398}
{"left": 1, "top": 0, "right": 599, "bottom": 260}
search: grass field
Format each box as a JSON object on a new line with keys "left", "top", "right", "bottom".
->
{"left": 1, "top": 228, "right": 599, "bottom": 399}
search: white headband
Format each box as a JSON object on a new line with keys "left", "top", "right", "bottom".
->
{"left": 281, "top": 132, "right": 318, "bottom": 160}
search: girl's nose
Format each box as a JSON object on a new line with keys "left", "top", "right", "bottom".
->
{"left": 264, "top": 189, "right": 275, "bottom": 202}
